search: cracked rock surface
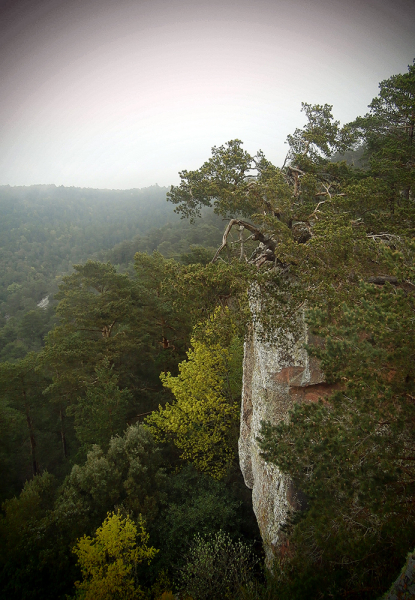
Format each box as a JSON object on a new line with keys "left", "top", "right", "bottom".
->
{"left": 238, "top": 317, "right": 335, "bottom": 564}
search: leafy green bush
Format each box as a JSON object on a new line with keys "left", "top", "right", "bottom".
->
{"left": 179, "top": 530, "right": 258, "bottom": 600}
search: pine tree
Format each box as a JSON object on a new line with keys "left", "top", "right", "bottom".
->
{"left": 167, "top": 61, "right": 415, "bottom": 598}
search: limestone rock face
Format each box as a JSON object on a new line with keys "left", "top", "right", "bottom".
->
{"left": 382, "top": 550, "right": 415, "bottom": 600}
{"left": 238, "top": 318, "right": 333, "bottom": 564}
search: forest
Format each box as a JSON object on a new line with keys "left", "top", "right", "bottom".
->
{"left": 0, "top": 61, "right": 414, "bottom": 600}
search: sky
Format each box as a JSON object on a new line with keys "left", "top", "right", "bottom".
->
{"left": 0, "top": 0, "right": 414, "bottom": 190}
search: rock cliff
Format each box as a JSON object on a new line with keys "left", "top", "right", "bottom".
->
{"left": 238, "top": 316, "right": 334, "bottom": 564}
{"left": 382, "top": 550, "right": 415, "bottom": 600}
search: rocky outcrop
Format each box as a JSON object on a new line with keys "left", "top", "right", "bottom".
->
{"left": 238, "top": 316, "right": 335, "bottom": 564}
{"left": 381, "top": 550, "right": 415, "bottom": 600}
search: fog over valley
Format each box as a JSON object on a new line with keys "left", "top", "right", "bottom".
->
{"left": 0, "top": 0, "right": 414, "bottom": 188}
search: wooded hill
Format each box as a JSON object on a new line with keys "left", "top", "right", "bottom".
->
{"left": 0, "top": 184, "right": 224, "bottom": 362}
{"left": 0, "top": 61, "right": 414, "bottom": 600}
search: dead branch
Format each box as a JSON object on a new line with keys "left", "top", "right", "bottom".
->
{"left": 239, "top": 225, "right": 245, "bottom": 261}
{"left": 287, "top": 166, "right": 306, "bottom": 175}
{"left": 308, "top": 200, "right": 326, "bottom": 220}
{"left": 367, "top": 276, "right": 398, "bottom": 285}
{"left": 102, "top": 320, "right": 117, "bottom": 338}
{"left": 287, "top": 166, "right": 305, "bottom": 197}
{"left": 367, "top": 233, "right": 401, "bottom": 242}
{"left": 211, "top": 219, "right": 276, "bottom": 264}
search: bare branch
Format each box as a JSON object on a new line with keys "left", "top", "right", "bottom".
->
{"left": 239, "top": 225, "right": 245, "bottom": 261}
{"left": 211, "top": 219, "right": 276, "bottom": 264}
{"left": 287, "top": 166, "right": 306, "bottom": 176}
{"left": 367, "top": 233, "right": 401, "bottom": 242}
{"left": 286, "top": 165, "right": 306, "bottom": 196}
{"left": 367, "top": 276, "right": 398, "bottom": 285}
{"left": 281, "top": 152, "right": 290, "bottom": 170}
{"left": 308, "top": 200, "right": 327, "bottom": 220}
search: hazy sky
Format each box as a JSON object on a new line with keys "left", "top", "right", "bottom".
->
{"left": 0, "top": 0, "right": 414, "bottom": 189}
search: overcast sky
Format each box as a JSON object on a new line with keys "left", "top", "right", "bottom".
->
{"left": 0, "top": 0, "right": 414, "bottom": 189}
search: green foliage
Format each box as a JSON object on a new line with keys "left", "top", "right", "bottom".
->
{"left": 156, "top": 61, "right": 413, "bottom": 598}
{"left": 148, "top": 570, "right": 174, "bottom": 600}
{"left": 50, "top": 260, "right": 146, "bottom": 363}
{"left": 258, "top": 281, "right": 415, "bottom": 598}
{"left": 133, "top": 251, "right": 194, "bottom": 371}
{"left": 350, "top": 60, "right": 415, "bottom": 199}
{"left": 68, "top": 358, "right": 132, "bottom": 453}
{"left": 0, "top": 425, "right": 165, "bottom": 600}
{"left": 252, "top": 64, "right": 415, "bottom": 596}
{"left": 73, "top": 511, "right": 157, "bottom": 600}
{"left": 179, "top": 530, "right": 258, "bottom": 600}
{"left": 135, "top": 252, "right": 252, "bottom": 333}
{"left": 285, "top": 102, "right": 351, "bottom": 167}
{"left": 146, "top": 333, "right": 242, "bottom": 479}
{"left": 55, "top": 424, "right": 166, "bottom": 534}
{"left": 0, "top": 352, "right": 67, "bottom": 495}
{"left": 1, "top": 60, "right": 414, "bottom": 600}
{"left": 0, "top": 472, "right": 68, "bottom": 600}
{"left": 0, "top": 185, "right": 173, "bottom": 362}
{"left": 107, "top": 211, "right": 224, "bottom": 265}
{"left": 168, "top": 140, "right": 256, "bottom": 219}
{"left": 43, "top": 260, "right": 162, "bottom": 455}
{"left": 0, "top": 185, "right": 223, "bottom": 364}
{"left": 165, "top": 63, "right": 414, "bottom": 343}
{"left": 179, "top": 244, "right": 217, "bottom": 265}
{"left": 134, "top": 252, "right": 252, "bottom": 377}
{"left": 149, "top": 463, "right": 257, "bottom": 577}
{"left": 0, "top": 383, "right": 26, "bottom": 500}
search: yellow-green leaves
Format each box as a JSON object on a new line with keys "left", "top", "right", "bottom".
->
{"left": 73, "top": 511, "right": 157, "bottom": 600}
{"left": 146, "top": 338, "right": 241, "bottom": 479}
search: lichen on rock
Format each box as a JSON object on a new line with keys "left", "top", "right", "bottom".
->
{"left": 238, "top": 311, "right": 333, "bottom": 565}
{"left": 381, "top": 550, "right": 415, "bottom": 600}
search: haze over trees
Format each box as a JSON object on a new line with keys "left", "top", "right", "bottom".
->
{"left": 0, "top": 184, "right": 223, "bottom": 362}
{"left": 0, "top": 61, "right": 414, "bottom": 600}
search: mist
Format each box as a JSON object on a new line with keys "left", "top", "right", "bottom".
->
{"left": 0, "top": 0, "right": 414, "bottom": 188}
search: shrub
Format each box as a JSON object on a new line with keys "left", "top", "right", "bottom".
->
{"left": 179, "top": 530, "right": 258, "bottom": 600}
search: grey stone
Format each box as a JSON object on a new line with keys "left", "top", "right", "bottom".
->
{"left": 381, "top": 551, "right": 415, "bottom": 600}
{"left": 238, "top": 312, "right": 332, "bottom": 565}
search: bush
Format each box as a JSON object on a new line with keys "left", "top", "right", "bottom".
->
{"left": 179, "top": 530, "right": 258, "bottom": 600}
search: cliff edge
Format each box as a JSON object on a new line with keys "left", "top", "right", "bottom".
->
{"left": 238, "top": 317, "right": 334, "bottom": 564}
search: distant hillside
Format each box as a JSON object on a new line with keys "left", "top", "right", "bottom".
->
{"left": 0, "top": 184, "right": 171, "bottom": 358}
{"left": 104, "top": 211, "right": 224, "bottom": 266}
{"left": 331, "top": 144, "right": 367, "bottom": 167}
{"left": 0, "top": 184, "right": 176, "bottom": 259}
{"left": 0, "top": 184, "right": 223, "bottom": 362}
{"left": 0, "top": 183, "right": 175, "bottom": 281}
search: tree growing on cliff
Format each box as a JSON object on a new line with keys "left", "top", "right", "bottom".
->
{"left": 166, "top": 61, "right": 415, "bottom": 599}
{"left": 259, "top": 281, "right": 415, "bottom": 599}
{"left": 256, "top": 62, "right": 415, "bottom": 599}
{"left": 166, "top": 97, "right": 407, "bottom": 339}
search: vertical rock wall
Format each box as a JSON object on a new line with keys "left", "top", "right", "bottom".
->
{"left": 381, "top": 550, "right": 415, "bottom": 600}
{"left": 238, "top": 317, "right": 333, "bottom": 564}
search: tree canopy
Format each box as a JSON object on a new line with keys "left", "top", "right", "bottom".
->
{"left": 167, "top": 60, "right": 415, "bottom": 599}
{"left": 73, "top": 511, "right": 158, "bottom": 600}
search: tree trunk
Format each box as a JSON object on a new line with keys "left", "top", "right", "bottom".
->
{"left": 59, "top": 406, "right": 67, "bottom": 459}
{"left": 23, "top": 390, "right": 39, "bottom": 476}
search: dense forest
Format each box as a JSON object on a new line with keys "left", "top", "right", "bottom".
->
{"left": 0, "top": 62, "right": 414, "bottom": 600}
{"left": 0, "top": 184, "right": 224, "bottom": 362}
